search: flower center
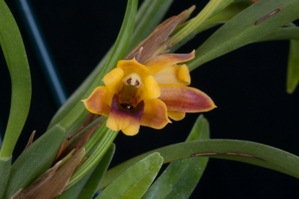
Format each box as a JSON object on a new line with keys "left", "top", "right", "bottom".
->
{"left": 118, "top": 73, "right": 142, "bottom": 110}
{"left": 123, "top": 73, "right": 141, "bottom": 87}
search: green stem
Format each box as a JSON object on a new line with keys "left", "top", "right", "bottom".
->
{"left": 164, "top": 0, "right": 232, "bottom": 47}
{"left": 0, "top": 0, "right": 31, "bottom": 157}
{"left": 67, "top": 130, "right": 118, "bottom": 188}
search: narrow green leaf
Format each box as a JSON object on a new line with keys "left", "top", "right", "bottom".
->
{"left": 4, "top": 124, "right": 65, "bottom": 199}
{"left": 0, "top": 156, "right": 11, "bottom": 199}
{"left": 96, "top": 152, "right": 163, "bottom": 199}
{"left": 67, "top": 130, "right": 118, "bottom": 189}
{"left": 77, "top": 144, "right": 115, "bottom": 199}
{"left": 99, "top": 139, "right": 299, "bottom": 190}
{"left": 165, "top": 0, "right": 233, "bottom": 48}
{"left": 188, "top": 0, "right": 299, "bottom": 70}
{"left": 257, "top": 27, "right": 299, "bottom": 41}
{"left": 171, "top": 1, "right": 252, "bottom": 52}
{"left": 142, "top": 115, "right": 209, "bottom": 199}
{"left": 0, "top": 0, "right": 31, "bottom": 158}
{"left": 286, "top": 39, "right": 299, "bottom": 93}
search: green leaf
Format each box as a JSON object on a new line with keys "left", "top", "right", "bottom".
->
{"left": 96, "top": 152, "right": 163, "bottom": 199}
{"left": 257, "top": 27, "right": 299, "bottom": 41}
{"left": 171, "top": 1, "right": 252, "bottom": 52}
{"left": 0, "top": 0, "right": 31, "bottom": 158}
{"left": 142, "top": 115, "right": 209, "bottom": 199}
{"left": 99, "top": 139, "right": 299, "bottom": 190}
{"left": 166, "top": 0, "right": 233, "bottom": 48}
{"left": 188, "top": 0, "right": 299, "bottom": 70}
{"left": 286, "top": 39, "right": 299, "bottom": 93}
{"left": 0, "top": 156, "right": 11, "bottom": 199}
{"left": 77, "top": 144, "right": 115, "bottom": 199}
{"left": 4, "top": 124, "right": 65, "bottom": 198}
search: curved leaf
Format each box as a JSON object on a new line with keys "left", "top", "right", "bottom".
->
{"left": 99, "top": 139, "right": 299, "bottom": 190}
{"left": 0, "top": 156, "right": 11, "bottom": 199}
{"left": 188, "top": 0, "right": 299, "bottom": 70}
{"left": 0, "top": 0, "right": 31, "bottom": 158}
{"left": 165, "top": 0, "right": 233, "bottom": 48}
{"left": 171, "top": 1, "right": 252, "bottom": 52}
{"left": 257, "top": 27, "right": 299, "bottom": 41}
{"left": 96, "top": 152, "right": 163, "bottom": 199}
{"left": 77, "top": 144, "right": 115, "bottom": 199}
{"left": 67, "top": 129, "right": 118, "bottom": 189}
{"left": 4, "top": 124, "right": 66, "bottom": 199}
{"left": 142, "top": 115, "right": 209, "bottom": 199}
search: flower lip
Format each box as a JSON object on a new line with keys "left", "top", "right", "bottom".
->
{"left": 107, "top": 94, "right": 145, "bottom": 135}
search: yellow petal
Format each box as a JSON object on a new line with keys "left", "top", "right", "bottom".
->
{"left": 117, "top": 58, "right": 149, "bottom": 81}
{"left": 154, "top": 65, "right": 189, "bottom": 85}
{"left": 106, "top": 94, "right": 144, "bottom": 136}
{"left": 178, "top": 64, "right": 191, "bottom": 84}
{"left": 82, "top": 86, "right": 111, "bottom": 116}
{"left": 159, "top": 85, "right": 216, "bottom": 112}
{"left": 168, "top": 111, "right": 186, "bottom": 121}
{"left": 144, "top": 76, "right": 160, "bottom": 99}
{"left": 141, "top": 99, "right": 170, "bottom": 129}
{"left": 103, "top": 68, "right": 124, "bottom": 92}
{"left": 122, "top": 124, "right": 141, "bottom": 136}
{"left": 145, "top": 51, "right": 195, "bottom": 75}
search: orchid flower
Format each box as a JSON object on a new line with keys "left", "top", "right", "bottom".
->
{"left": 83, "top": 9, "right": 216, "bottom": 135}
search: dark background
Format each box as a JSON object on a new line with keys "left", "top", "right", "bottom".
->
{"left": 1, "top": 0, "right": 299, "bottom": 198}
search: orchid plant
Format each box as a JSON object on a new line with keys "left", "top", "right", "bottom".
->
{"left": 0, "top": 0, "right": 299, "bottom": 198}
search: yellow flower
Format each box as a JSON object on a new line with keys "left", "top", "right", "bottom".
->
{"left": 82, "top": 8, "right": 216, "bottom": 136}
{"left": 82, "top": 51, "right": 215, "bottom": 136}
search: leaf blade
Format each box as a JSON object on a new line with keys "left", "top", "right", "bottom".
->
{"left": 0, "top": 0, "right": 31, "bottom": 158}
{"left": 4, "top": 124, "right": 65, "bottom": 198}
{"left": 286, "top": 39, "right": 299, "bottom": 93}
{"left": 188, "top": 0, "right": 299, "bottom": 70}
{"left": 97, "top": 152, "right": 163, "bottom": 199}
{"left": 142, "top": 115, "right": 209, "bottom": 199}
{"left": 77, "top": 144, "right": 115, "bottom": 199}
{"left": 99, "top": 139, "right": 299, "bottom": 190}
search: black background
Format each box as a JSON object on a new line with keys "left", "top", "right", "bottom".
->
{"left": 1, "top": 0, "right": 299, "bottom": 198}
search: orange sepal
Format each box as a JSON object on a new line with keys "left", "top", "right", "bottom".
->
{"left": 159, "top": 85, "right": 216, "bottom": 113}
{"left": 82, "top": 86, "right": 111, "bottom": 116}
{"left": 141, "top": 99, "right": 170, "bottom": 129}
